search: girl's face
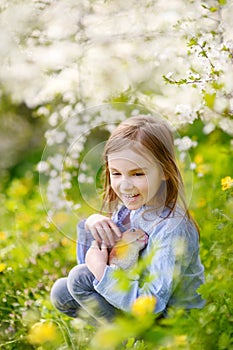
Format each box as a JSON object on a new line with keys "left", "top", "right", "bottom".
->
{"left": 108, "top": 148, "right": 165, "bottom": 210}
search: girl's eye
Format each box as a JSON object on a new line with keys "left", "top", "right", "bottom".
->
{"left": 111, "top": 172, "right": 121, "bottom": 176}
{"left": 134, "top": 173, "right": 145, "bottom": 176}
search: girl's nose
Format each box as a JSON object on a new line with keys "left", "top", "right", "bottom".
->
{"left": 120, "top": 179, "right": 134, "bottom": 191}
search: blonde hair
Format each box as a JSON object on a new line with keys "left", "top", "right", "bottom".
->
{"left": 101, "top": 115, "right": 199, "bottom": 233}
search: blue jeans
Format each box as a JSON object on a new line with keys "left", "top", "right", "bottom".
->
{"left": 50, "top": 264, "right": 119, "bottom": 324}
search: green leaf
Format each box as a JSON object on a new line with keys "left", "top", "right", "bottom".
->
{"left": 125, "top": 337, "right": 135, "bottom": 348}
{"left": 218, "top": 332, "right": 231, "bottom": 349}
{"left": 209, "top": 7, "right": 218, "bottom": 12}
{"left": 218, "top": 0, "right": 227, "bottom": 5}
{"left": 188, "top": 37, "right": 198, "bottom": 47}
{"left": 211, "top": 81, "right": 224, "bottom": 90}
{"left": 204, "top": 92, "right": 216, "bottom": 109}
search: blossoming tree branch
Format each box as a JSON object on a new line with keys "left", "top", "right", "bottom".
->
{"left": 0, "top": 0, "right": 232, "bottom": 212}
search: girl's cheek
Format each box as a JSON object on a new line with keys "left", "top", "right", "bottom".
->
{"left": 111, "top": 181, "right": 118, "bottom": 191}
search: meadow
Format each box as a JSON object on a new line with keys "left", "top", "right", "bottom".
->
{"left": 0, "top": 119, "right": 232, "bottom": 350}
{"left": 0, "top": 1, "right": 233, "bottom": 348}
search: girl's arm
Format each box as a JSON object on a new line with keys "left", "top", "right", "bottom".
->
{"left": 77, "top": 220, "right": 94, "bottom": 264}
{"left": 93, "top": 220, "right": 204, "bottom": 314}
{"left": 85, "top": 240, "right": 108, "bottom": 281}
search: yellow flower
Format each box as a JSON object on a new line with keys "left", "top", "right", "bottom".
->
{"left": 131, "top": 295, "right": 156, "bottom": 317}
{"left": 0, "top": 263, "right": 6, "bottom": 272}
{"left": 197, "top": 198, "right": 206, "bottom": 208}
{"left": 174, "top": 334, "right": 188, "bottom": 347}
{"left": 28, "top": 321, "right": 58, "bottom": 345}
{"left": 196, "top": 163, "right": 209, "bottom": 175}
{"left": 39, "top": 232, "right": 49, "bottom": 243}
{"left": 61, "top": 237, "right": 70, "bottom": 246}
{"left": 0, "top": 232, "right": 7, "bottom": 240}
{"left": 221, "top": 176, "right": 233, "bottom": 191}
{"left": 61, "top": 237, "right": 76, "bottom": 257}
{"left": 194, "top": 154, "right": 203, "bottom": 164}
{"left": 8, "top": 179, "right": 29, "bottom": 197}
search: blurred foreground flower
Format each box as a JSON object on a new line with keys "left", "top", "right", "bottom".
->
{"left": 0, "top": 232, "right": 7, "bottom": 240}
{"left": 111, "top": 239, "right": 129, "bottom": 260}
{"left": 0, "top": 263, "right": 6, "bottom": 272}
{"left": 174, "top": 334, "right": 188, "bottom": 346}
{"left": 93, "top": 325, "right": 125, "bottom": 350}
{"left": 28, "top": 321, "right": 59, "bottom": 345}
{"left": 131, "top": 295, "right": 156, "bottom": 317}
{"left": 221, "top": 176, "right": 233, "bottom": 191}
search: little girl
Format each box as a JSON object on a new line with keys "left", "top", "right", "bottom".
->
{"left": 50, "top": 115, "right": 205, "bottom": 323}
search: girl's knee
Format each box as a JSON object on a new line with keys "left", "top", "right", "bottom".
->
{"left": 50, "top": 277, "right": 68, "bottom": 307}
{"left": 50, "top": 277, "right": 81, "bottom": 317}
{"left": 68, "top": 264, "right": 89, "bottom": 279}
{"left": 67, "top": 264, "right": 94, "bottom": 294}
{"left": 68, "top": 264, "right": 88, "bottom": 287}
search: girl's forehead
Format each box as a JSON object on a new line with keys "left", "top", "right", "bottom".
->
{"left": 107, "top": 147, "right": 156, "bottom": 167}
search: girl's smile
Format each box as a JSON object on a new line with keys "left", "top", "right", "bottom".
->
{"left": 108, "top": 148, "right": 165, "bottom": 210}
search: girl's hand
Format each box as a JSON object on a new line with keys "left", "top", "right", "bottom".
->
{"left": 85, "top": 214, "right": 122, "bottom": 247}
{"left": 85, "top": 241, "right": 108, "bottom": 281}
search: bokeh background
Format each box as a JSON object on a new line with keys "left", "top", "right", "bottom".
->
{"left": 0, "top": 1, "right": 232, "bottom": 349}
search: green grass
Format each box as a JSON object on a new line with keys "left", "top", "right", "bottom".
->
{"left": 0, "top": 125, "right": 232, "bottom": 349}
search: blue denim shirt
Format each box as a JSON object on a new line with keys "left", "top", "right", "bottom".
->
{"left": 77, "top": 205, "right": 205, "bottom": 314}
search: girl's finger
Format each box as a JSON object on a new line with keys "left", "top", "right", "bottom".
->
{"left": 91, "top": 240, "right": 101, "bottom": 248}
{"left": 101, "top": 242, "right": 108, "bottom": 250}
{"left": 101, "top": 224, "right": 116, "bottom": 246}
{"left": 108, "top": 220, "right": 122, "bottom": 238}
{"left": 101, "top": 242, "right": 108, "bottom": 261}
{"left": 95, "top": 225, "right": 112, "bottom": 247}
{"left": 89, "top": 227, "right": 102, "bottom": 244}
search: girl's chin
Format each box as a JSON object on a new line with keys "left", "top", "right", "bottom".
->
{"left": 120, "top": 195, "right": 149, "bottom": 210}
{"left": 124, "top": 204, "right": 141, "bottom": 210}
{"left": 122, "top": 198, "right": 156, "bottom": 210}
{"left": 122, "top": 200, "right": 143, "bottom": 210}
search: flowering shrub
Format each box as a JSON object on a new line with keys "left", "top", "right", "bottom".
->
{"left": 0, "top": 0, "right": 233, "bottom": 213}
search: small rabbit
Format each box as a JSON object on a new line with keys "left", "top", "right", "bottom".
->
{"left": 108, "top": 228, "right": 148, "bottom": 269}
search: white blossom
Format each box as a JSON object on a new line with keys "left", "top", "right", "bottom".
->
{"left": 48, "top": 154, "right": 64, "bottom": 171}
{"left": 190, "top": 162, "right": 196, "bottom": 170}
{"left": 62, "top": 182, "right": 72, "bottom": 189}
{"left": 175, "top": 104, "right": 197, "bottom": 125}
{"left": 78, "top": 173, "right": 87, "bottom": 183}
{"left": 37, "top": 106, "right": 50, "bottom": 117}
{"left": 73, "top": 203, "right": 81, "bottom": 210}
{"left": 219, "top": 118, "right": 233, "bottom": 136}
{"left": 48, "top": 113, "right": 59, "bottom": 127}
{"left": 203, "top": 122, "right": 215, "bottom": 135}
{"left": 45, "top": 130, "right": 66, "bottom": 145}
{"left": 86, "top": 176, "right": 94, "bottom": 184}
{"left": 174, "top": 136, "right": 197, "bottom": 152}
{"left": 37, "top": 161, "right": 50, "bottom": 173}
{"left": 50, "top": 170, "right": 58, "bottom": 178}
